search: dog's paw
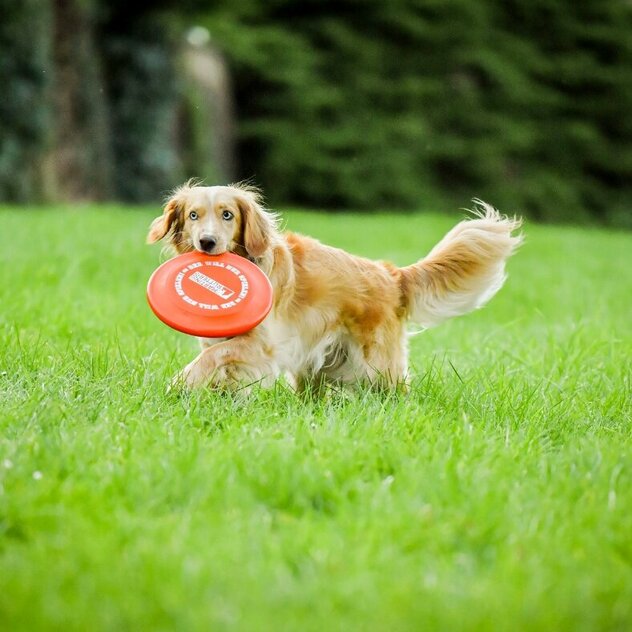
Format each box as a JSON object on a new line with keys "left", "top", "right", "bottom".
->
{"left": 168, "top": 356, "right": 272, "bottom": 394}
{"left": 168, "top": 361, "right": 247, "bottom": 392}
{"left": 205, "top": 363, "right": 255, "bottom": 391}
{"left": 168, "top": 358, "right": 212, "bottom": 391}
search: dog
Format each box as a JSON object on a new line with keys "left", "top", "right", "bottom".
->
{"left": 147, "top": 182, "right": 522, "bottom": 392}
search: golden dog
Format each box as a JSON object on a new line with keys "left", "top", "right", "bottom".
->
{"left": 147, "top": 182, "right": 521, "bottom": 392}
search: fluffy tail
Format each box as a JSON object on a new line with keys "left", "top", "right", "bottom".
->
{"left": 400, "top": 201, "right": 522, "bottom": 328}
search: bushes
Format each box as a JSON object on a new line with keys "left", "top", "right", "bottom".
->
{"left": 1, "top": 0, "right": 631, "bottom": 224}
{"left": 201, "top": 0, "right": 632, "bottom": 223}
{"left": 100, "top": 13, "right": 183, "bottom": 201}
{"left": 0, "top": 0, "right": 52, "bottom": 201}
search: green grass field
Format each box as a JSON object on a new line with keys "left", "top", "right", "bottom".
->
{"left": 1, "top": 205, "right": 631, "bottom": 631}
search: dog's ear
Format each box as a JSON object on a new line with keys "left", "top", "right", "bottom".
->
{"left": 146, "top": 199, "right": 180, "bottom": 244}
{"left": 237, "top": 192, "right": 275, "bottom": 259}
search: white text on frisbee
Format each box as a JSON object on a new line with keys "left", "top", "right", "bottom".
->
{"left": 189, "top": 271, "right": 235, "bottom": 300}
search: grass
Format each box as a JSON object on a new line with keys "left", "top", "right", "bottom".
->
{"left": 1, "top": 204, "right": 631, "bottom": 631}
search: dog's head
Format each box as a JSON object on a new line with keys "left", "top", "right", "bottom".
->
{"left": 146, "top": 181, "right": 278, "bottom": 260}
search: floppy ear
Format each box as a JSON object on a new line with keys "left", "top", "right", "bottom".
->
{"left": 238, "top": 194, "right": 275, "bottom": 259}
{"left": 146, "top": 200, "right": 180, "bottom": 244}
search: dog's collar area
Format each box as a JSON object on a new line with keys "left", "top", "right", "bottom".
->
{"left": 246, "top": 254, "right": 263, "bottom": 267}
{"left": 232, "top": 243, "right": 258, "bottom": 265}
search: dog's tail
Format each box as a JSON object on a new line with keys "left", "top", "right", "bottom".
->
{"left": 399, "top": 201, "right": 522, "bottom": 328}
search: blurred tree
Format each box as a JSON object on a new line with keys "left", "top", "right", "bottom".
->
{"left": 98, "top": 7, "right": 183, "bottom": 201}
{"left": 1, "top": 0, "right": 631, "bottom": 224}
{"left": 179, "top": 37, "right": 236, "bottom": 184}
{"left": 50, "top": 0, "right": 112, "bottom": 200}
{"left": 0, "top": 0, "right": 53, "bottom": 201}
{"left": 198, "top": 0, "right": 632, "bottom": 224}
{"left": 492, "top": 0, "right": 632, "bottom": 224}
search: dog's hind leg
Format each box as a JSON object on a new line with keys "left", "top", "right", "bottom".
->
{"left": 318, "top": 333, "right": 409, "bottom": 393}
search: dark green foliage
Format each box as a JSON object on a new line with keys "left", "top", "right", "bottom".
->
{"left": 0, "top": 0, "right": 52, "bottom": 202}
{"left": 201, "top": 0, "right": 632, "bottom": 223}
{"left": 1, "top": 0, "right": 630, "bottom": 222}
{"left": 99, "top": 14, "right": 183, "bottom": 201}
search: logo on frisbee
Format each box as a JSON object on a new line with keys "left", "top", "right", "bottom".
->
{"left": 189, "top": 271, "right": 235, "bottom": 300}
{"left": 174, "top": 261, "right": 249, "bottom": 311}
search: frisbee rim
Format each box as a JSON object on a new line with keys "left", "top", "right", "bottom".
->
{"left": 146, "top": 251, "right": 273, "bottom": 338}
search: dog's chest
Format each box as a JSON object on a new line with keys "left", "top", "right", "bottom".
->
{"left": 263, "top": 312, "right": 357, "bottom": 376}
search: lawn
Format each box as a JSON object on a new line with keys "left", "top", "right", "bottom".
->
{"left": 1, "top": 205, "right": 631, "bottom": 631}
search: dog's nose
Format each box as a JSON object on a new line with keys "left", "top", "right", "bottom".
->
{"left": 199, "top": 236, "right": 217, "bottom": 253}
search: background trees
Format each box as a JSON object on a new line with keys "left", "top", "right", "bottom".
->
{"left": 2, "top": 0, "right": 631, "bottom": 225}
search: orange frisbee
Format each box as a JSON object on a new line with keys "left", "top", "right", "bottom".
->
{"left": 147, "top": 251, "right": 273, "bottom": 337}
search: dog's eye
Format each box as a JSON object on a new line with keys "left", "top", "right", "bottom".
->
{"left": 222, "top": 210, "right": 234, "bottom": 221}
{"left": 189, "top": 211, "right": 198, "bottom": 220}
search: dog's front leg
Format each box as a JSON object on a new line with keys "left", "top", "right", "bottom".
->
{"left": 172, "top": 332, "right": 278, "bottom": 391}
{"left": 197, "top": 336, "right": 227, "bottom": 350}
